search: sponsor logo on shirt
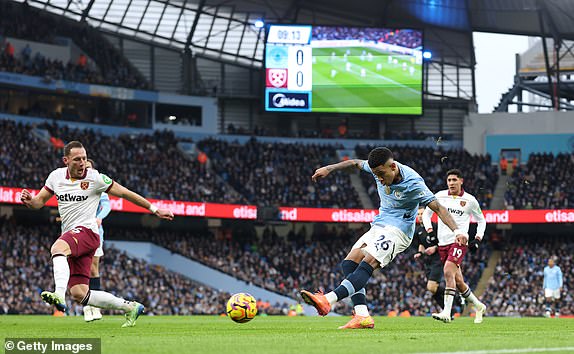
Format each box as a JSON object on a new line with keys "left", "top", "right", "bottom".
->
{"left": 56, "top": 194, "right": 89, "bottom": 202}
{"left": 101, "top": 174, "right": 112, "bottom": 185}
{"left": 448, "top": 207, "right": 464, "bottom": 216}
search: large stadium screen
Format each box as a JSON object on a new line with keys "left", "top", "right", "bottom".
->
{"left": 264, "top": 25, "right": 423, "bottom": 115}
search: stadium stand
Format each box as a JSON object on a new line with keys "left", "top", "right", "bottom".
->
{"left": 356, "top": 145, "right": 498, "bottom": 209}
{"left": 0, "top": 119, "right": 243, "bottom": 204}
{"left": 226, "top": 122, "right": 435, "bottom": 141}
{"left": 197, "top": 137, "right": 362, "bottom": 208}
{"left": 0, "top": 1, "right": 149, "bottom": 89}
{"left": 312, "top": 27, "right": 422, "bottom": 49}
{"left": 482, "top": 234, "right": 573, "bottom": 317}
{"left": 2, "top": 118, "right": 499, "bottom": 209}
{"left": 504, "top": 153, "right": 574, "bottom": 209}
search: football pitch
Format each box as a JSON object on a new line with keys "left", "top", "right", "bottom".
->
{"left": 1, "top": 316, "right": 573, "bottom": 354}
{"left": 312, "top": 47, "right": 422, "bottom": 114}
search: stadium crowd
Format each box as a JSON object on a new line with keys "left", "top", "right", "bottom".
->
{"left": 356, "top": 145, "right": 498, "bottom": 209}
{"left": 225, "top": 124, "right": 435, "bottom": 141}
{"left": 1, "top": 118, "right": 503, "bottom": 210}
{"left": 482, "top": 234, "right": 573, "bottom": 317}
{"left": 110, "top": 224, "right": 489, "bottom": 316}
{"left": 197, "top": 137, "right": 362, "bottom": 208}
{"left": 312, "top": 27, "right": 422, "bottom": 49}
{"left": 0, "top": 45, "right": 111, "bottom": 86}
{"left": 504, "top": 153, "right": 573, "bottom": 209}
{"left": 0, "top": 120, "right": 244, "bottom": 204}
{"left": 0, "top": 218, "right": 290, "bottom": 316}
{"left": 0, "top": 1, "right": 149, "bottom": 89}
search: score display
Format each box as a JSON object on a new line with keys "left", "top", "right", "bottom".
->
{"left": 264, "top": 25, "right": 423, "bottom": 115}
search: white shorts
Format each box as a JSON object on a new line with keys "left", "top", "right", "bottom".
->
{"left": 544, "top": 288, "right": 560, "bottom": 299}
{"left": 351, "top": 225, "right": 412, "bottom": 268}
{"left": 94, "top": 234, "right": 104, "bottom": 257}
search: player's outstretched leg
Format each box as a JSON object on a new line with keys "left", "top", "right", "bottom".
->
{"left": 83, "top": 305, "right": 94, "bottom": 322}
{"left": 338, "top": 309, "right": 375, "bottom": 330}
{"left": 544, "top": 298, "right": 552, "bottom": 318}
{"left": 41, "top": 253, "right": 71, "bottom": 312}
{"left": 300, "top": 290, "right": 331, "bottom": 316}
{"left": 122, "top": 302, "right": 145, "bottom": 328}
{"left": 41, "top": 291, "right": 67, "bottom": 312}
{"left": 432, "top": 287, "right": 455, "bottom": 323}
{"left": 301, "top": 260, "right": 376, "bottom": 317}
{"left": 82, "top": 290, "right": 144, "bottom": 328}
{"left": 338, "top": 259, "right": 374, "bottom": 329}
{"left": 460, "top": 287, "right": 486, "bottom": 324}
{"left": 85, "top": 276, "right": 102, "bottom": 321}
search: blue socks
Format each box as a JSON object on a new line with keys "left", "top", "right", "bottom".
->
{"left": 341, "top": 260, "right": 367, "bottom": 307}
{"left": 334, "top": 261, "right": 374, "bottom": 301}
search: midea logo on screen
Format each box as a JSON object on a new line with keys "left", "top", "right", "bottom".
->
{"left": 272, "top": 93, "right": 306, "bottom": 107}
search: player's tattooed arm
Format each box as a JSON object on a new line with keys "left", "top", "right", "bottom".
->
{"left": 427, "top": 199, "right": 468, "bottom": 246}
{"left": 312, "top": 159, "right": 364, "bottom": 182}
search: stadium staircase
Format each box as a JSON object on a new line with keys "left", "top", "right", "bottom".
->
{"left": 107, "top": 241, "right": 317, "bottom": 315}
{"left": 177, "top": 142, "right": 246, "bottom": 203}
{"left": 350, "top": 173, "right": 374, "bottom": 209}
{"left": 463, "top": 166, "right": 508, "bottom": 315}
{"left": 464, "top": 250, "right": 502, "bottom": 316}
{"left": 463, "top": 167, "right": 507, "bottom": 315}
{"left": 489, "top": 174, "right": 509, "bottom": 210}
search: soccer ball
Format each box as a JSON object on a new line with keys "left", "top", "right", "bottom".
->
{"left": 226, "top": 293, "right": 257, "bottom": 323}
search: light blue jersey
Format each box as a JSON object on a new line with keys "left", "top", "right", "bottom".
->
{"left": 96, "top": 192, "right": 111, "bottom": 240}
{"left": 362, "top": 160, "right": 436, "bottom": 238}
{"left": 544, "top": 265, "right": 563, "bottom": 290}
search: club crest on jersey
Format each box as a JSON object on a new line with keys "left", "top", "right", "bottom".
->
{"left": 80, "top": 181, "right": 89, "bottom": 190}
{"left": 394, "top": 190, "right": 403, "bottom": 199}
{"left": 460, "top": 201, "right": 466, "bottom": 207}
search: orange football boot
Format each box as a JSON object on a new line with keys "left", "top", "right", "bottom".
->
{"left": 338, "top": 314, "right": 375, "bottom": 329}
{"left": 300, "top": 290, "right": 331, "bottom": 316}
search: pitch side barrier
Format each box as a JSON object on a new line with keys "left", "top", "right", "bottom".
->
{"left": 3, "top": 186, "right": 573, "bottom": 224}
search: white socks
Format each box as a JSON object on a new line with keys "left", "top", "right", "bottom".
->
{"left": 462, "top": 287, "right": 483, "bottom": 307}
{"left": 354, "top": 305, "right": 369, "bottom": 317}
{"left": 325, "top": 292, "right": 338, "bottom": 305}
{"left": 52, "top": 256, "right": 70, "bottom": 299}
{"left": 443, "top": 287, "right": 456, "bottom": 314}
{"left": 87, "top": 290, "right": 132, "bottom": 311}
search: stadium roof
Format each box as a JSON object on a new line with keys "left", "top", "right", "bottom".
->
{"left": 16, "top": 0, "right": 574, "bottom": 66}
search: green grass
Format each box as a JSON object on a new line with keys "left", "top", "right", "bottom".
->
{"left": 1, "top": 316, "right": 573, "bottom": 354}
{"left": 312, "top": 46, "right": 422, "bottom": 115}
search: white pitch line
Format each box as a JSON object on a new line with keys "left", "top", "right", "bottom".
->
{"left": 415, "top": 347, "right": 574, "bottom": 354}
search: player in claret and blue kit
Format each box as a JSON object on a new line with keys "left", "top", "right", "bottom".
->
{"left": 422, "top": 169, "right": 487, "bottom": 324}
{"left": 20, "top": 141, "right": 174, "bottom": 327}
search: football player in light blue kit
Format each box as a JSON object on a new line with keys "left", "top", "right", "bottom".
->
{"left": 543, "top": 258, "right": 563, "bottom": 318}
{"left": 83, "top": 159, "right": 112, "bottom": 322}
{"left": 300, "top": 147, "right": 467, "bottom": 329}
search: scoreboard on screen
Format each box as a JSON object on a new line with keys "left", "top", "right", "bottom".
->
{"left": 265, "top": 25, "right": 313, "bottom": 112}
{"left": 264, "top": 24, "right": 424, "bottom": 115}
